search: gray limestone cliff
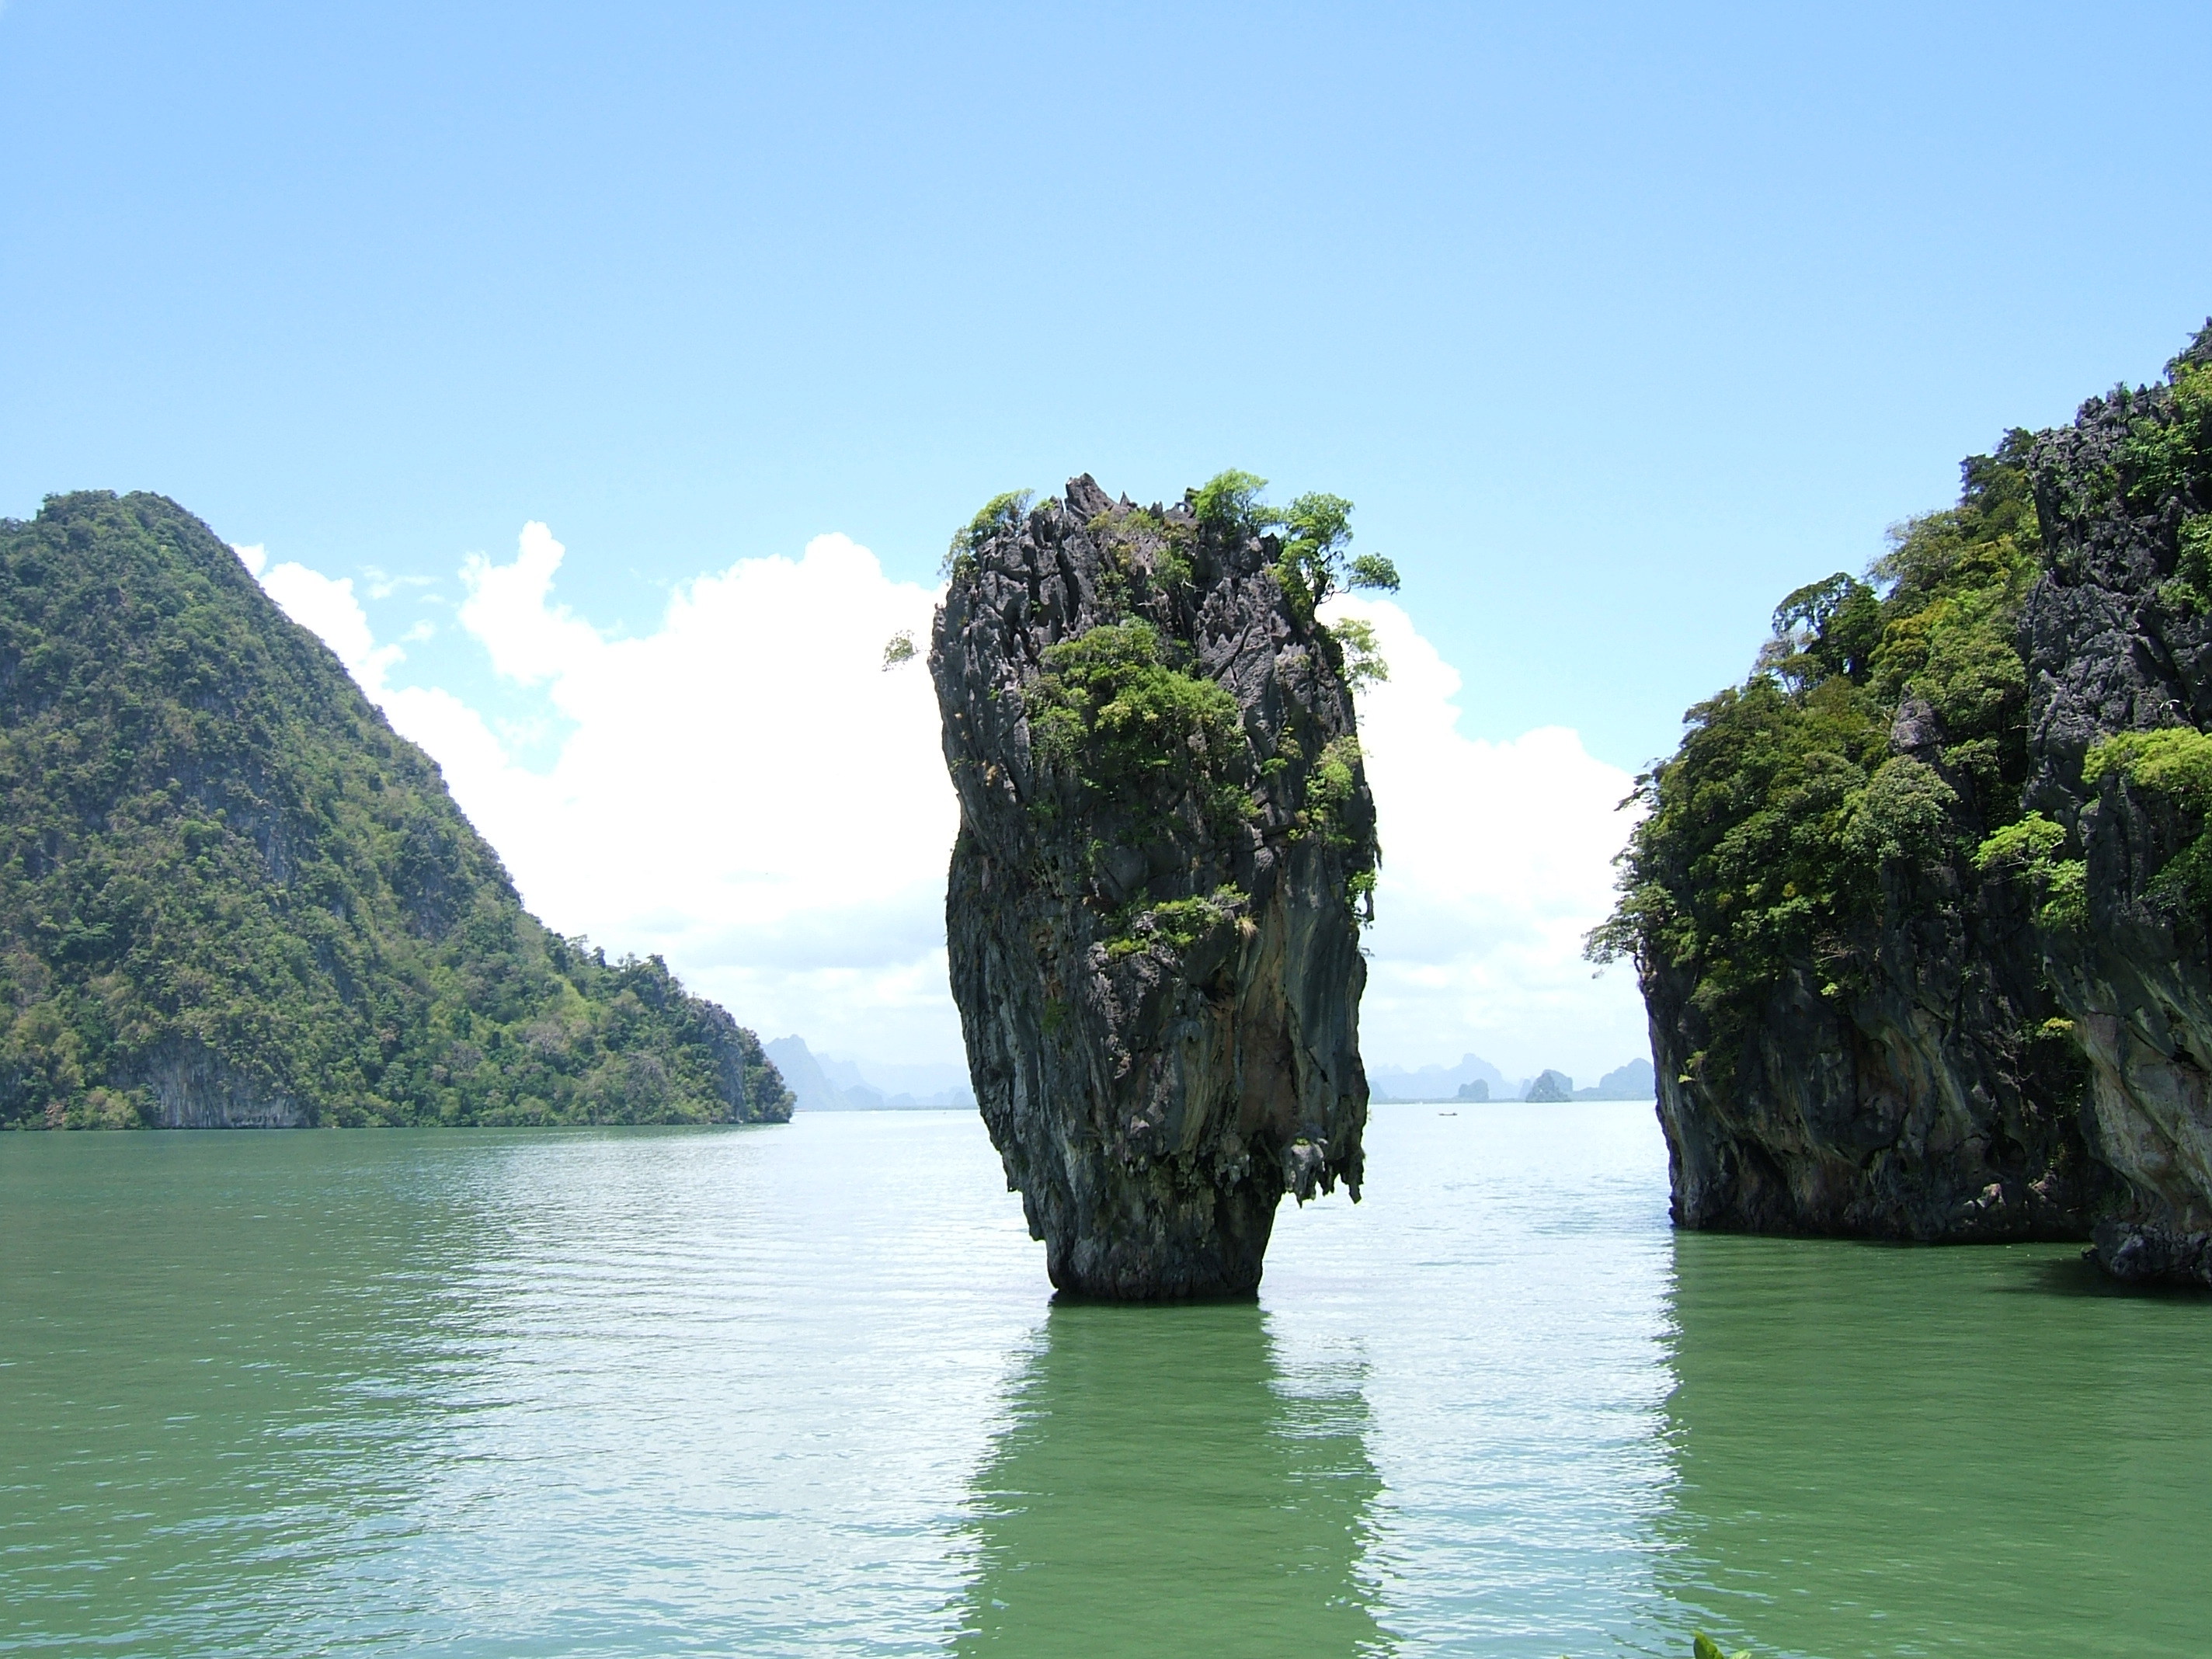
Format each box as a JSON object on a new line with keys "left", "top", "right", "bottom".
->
{"left": 930, "top": 475, "right": 1377, "bottom": 1298}
{"left": 2018, "top": 333, "right": 2212, "bottom": 1283}
{"left": 1636, "top": 791, "right": 2103, "bottom": 1242}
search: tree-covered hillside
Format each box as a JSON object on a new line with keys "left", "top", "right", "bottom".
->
{"left": 1591, "top": 433, "right": 2053, "bottom": 1095}
{"left": 0, "top": 491, "right": 791, "bottom": 1129}
{"left": 1588, "top": 426, "right": 2105, "bottom": 1241}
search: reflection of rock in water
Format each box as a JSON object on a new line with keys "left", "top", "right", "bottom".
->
{"left": 958, "top": 1302, "right": 1386, "bottom": 1657}
{"left": 1656, "top": 1233, "right": 2212, "bottom": 1658}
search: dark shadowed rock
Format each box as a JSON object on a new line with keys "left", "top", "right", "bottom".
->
{"left": 930, "top": 476, "right": 1377, "bottom": 1298}
{"left": 1638, "top": 839, "right": 2103, "bottom": 1242}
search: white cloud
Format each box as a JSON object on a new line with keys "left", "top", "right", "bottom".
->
{"left": 256, "top": 523, "right": 958, "bottom": 1061}
{"left": 1323, "top": 595, "right": 1648, "bottom": 1082}
{"left": 457, "top": 523, "right": 605, "bottom": 687}
{"left": 246, "top": 531, "right": 1647, "bottom": 1082}
{"left": 258, "top": 559, "right": 403, "bottom": 691}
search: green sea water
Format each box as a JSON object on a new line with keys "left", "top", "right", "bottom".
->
{"left": 1, "top": 1104, "right": 2205, "bottom": 1657}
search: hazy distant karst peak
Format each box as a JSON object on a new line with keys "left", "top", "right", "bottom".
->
{"left": 1367, "top": 1054, "right": 1652, "bottom": 1101}
{"left": 930, "top": 473, "right": 1379, "bottom": 1297}
{"left": 1522, "top": 1069, "right": 1574, "bottom": 1104}
{"left": 763, "top": 1035, "right": 975, "bottom": 1111}
{"left": 0, "top": 491, "right": 791, "bottom": 1129}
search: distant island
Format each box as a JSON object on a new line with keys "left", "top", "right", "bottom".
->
{"left": 0, "top": 492, "right": 791, "bottom": 1129}
{"left": 1374, "top": 1055, "right": 1654, "bottom": 1102}
{"left": 764, "top": 1035, "right": 974, "bottom": 1111}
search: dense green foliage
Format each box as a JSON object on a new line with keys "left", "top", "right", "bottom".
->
{"left": 1026, "top": 618, "right": 1250, "bottom": 841}
{"left": 978, "top": 477, "right": 1384, "bottom": 958}
{"left": 945, "top": 489, "right": 1034, "bottom": 578}
{"left": 0, "top": 492, "right": 790, "bottom": 1129}
{"left": 1591, "top": 436, "right": 2048, "bottom": 1087}
{"left": 2079, "top": 727, "right": 2212, "bottom": 910}
{"left": 1186, "top": 468, "right": 1400, "bottom": 617}
{"left": 1970, "top": 810, "right": 2085, "bottom": 930}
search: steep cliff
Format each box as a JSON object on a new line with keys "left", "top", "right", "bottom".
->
{"left": 2015, "top": 330, "right": 2212, "bottom": 1282}
{"left": 0, "top": 491, "right": 791, "bottom": 1129}
{"left": 1596, "top": 441, "right": 2109, "bottom": 1240}
{"left": 930, "top": 475, "right": 1378, "bottom": 1297}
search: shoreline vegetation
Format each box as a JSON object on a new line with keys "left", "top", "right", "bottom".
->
{"left": 0, "top": 492, "right": 790, "bottom": 1130}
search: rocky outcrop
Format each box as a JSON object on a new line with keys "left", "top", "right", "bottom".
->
{"left": 1624, "top": 326, "right": 2212, "bottom": 1269}
{"left": 930, "top": 475, "right": 1376, "bottom": 1298}
{"left": 2021, "top": 343, "right": 2212, "bottom": 1284}
{"left": 119, "top": 1035, "right": 309, "bottom": 1128}
{"left": 1524, "top": 1069, "right": 1574, "bottom": 1103}
{"left": 1616, "top": 436, "right": 2111, "bottom": 1243}
{"left": 1642, "top": 828, "right": 2104, "bottom": 1241}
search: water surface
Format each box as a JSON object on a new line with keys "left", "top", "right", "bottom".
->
{"left": 2, "top": 1104, "right": 2204, "bottom": 1656}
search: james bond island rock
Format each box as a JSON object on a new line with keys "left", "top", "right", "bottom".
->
{"left": 1593, "top": 435, "right": 2110, "bottom": 1242}
{"left": 930, "top": 474, "right": 1382, "bottom": 1298}
{"left": 2015, "top": 330, "right": 2212, "bottom": 1285}
{"left": 0, "top": 491, "right": 792, "bottom": 1129}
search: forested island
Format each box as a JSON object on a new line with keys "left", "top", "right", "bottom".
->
{"left": 0, "top": 492, "right": 790, "bottom": 1129}
{"left": 1595, "top": 325, "right": 2212, "bottom": 1284}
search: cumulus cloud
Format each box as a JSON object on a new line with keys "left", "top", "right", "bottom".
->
{"left": 256, "top": 560, "right": 402, "bottom": 691}
{"left": 248, "top": 527, "right": 957, "bottom": 1061}
{"left": 1323, "top": 595, "right": 1648, "bottom": 1081}
{"left": 242, "top": 532, "right": 1647, "bottom": 1080}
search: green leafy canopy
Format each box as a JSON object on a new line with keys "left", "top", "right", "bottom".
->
{"left": 1187, "top": 471, "right": 1403, "bottom": 614}
{"left": 1589, "top": 431, "right": 2045, "bottom": 1092}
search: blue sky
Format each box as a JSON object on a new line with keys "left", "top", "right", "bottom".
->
{"left": 10, "top": 2, "right": 2211, "bottom": 767}
{"left": 5, "top": 2, "right": 2211, "bottom": 1074}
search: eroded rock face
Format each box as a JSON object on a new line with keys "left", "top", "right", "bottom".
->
{"left": 1642, "top": 816, "right": 2105, "bottom": 1243}
{"left": 930, "top": 476, "right": 1376, "bottom": 1298}
{"left": 2023, "top": 363, "right": 2212, "bottom": 1284}
{"left": 120, "top": 1036, "right": 310, "bottom": 1129}
{"left": 1636, "top": 329, "right": 2212, "bottom": 1271}
{"left": 1621, "top": 434, "right": 2109, "bottom": 1244}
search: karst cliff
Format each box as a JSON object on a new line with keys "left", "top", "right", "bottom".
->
{"left": 2019, "top": 350, "right": 2212, "bottom": 1282}
{"left": 1601, "top": 325, "right": 2212, "bottom": 1282}
{"left": 0, "top": 491, "right": 791, "bottom": 1129}
{"left": 930, "top": 474, "right": 1379, "bottom": 1298}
